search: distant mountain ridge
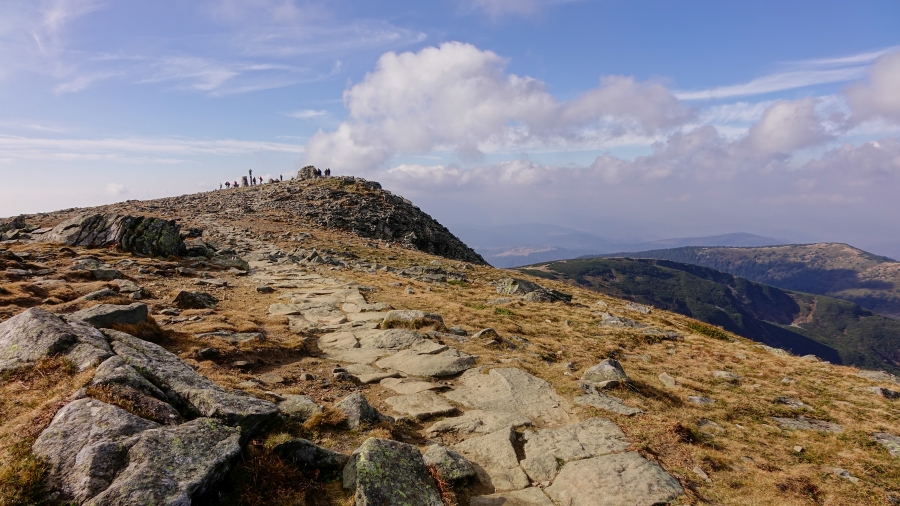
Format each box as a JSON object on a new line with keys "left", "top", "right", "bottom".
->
{"left": 594, "top": 243, "right": 900, "bottom": 319}
{"left": 518, "top": 257, "right": 900, "bottom": 374}
{"left": 451, "top": 223, "right": 786, "bottom": 268}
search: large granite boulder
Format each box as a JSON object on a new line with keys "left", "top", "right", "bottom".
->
{"left": 342, "top": 438, "right": 443, "bottom": 506}
{"left": 70, "top": 303, "right": 149, "bottom": 328}
{"left": 103, "top": 329, "right": 279, "bottom": 437}
{"left": 0, "top": 308, "right": 112, "bottom": 373}
{"left": 42, "top": 213, "right": 184, "bottom": 257}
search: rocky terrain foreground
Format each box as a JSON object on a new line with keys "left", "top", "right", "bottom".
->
{"left": 2, "top": 178, "right": 900, "bottom": 505}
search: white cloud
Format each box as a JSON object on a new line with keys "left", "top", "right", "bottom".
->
{"left": 106, "top": 182, "right": 127, "bottom": 195}
{"left": 306, "top": 42, "right": 692, "bottom": 170}
{"left": 288, "top": 109, "right": 327, "bottom": 119}
{"left": 744, "top": 98, "right": 833, "bottom": 155}
{"left": 676, "top": 67, "right": 866, "bottom": 101}
{"left": 459, "top": 0, "right": 579, "bottom": 18}
{"left": 845, "top": 51, "right": 900, "bottom": 124}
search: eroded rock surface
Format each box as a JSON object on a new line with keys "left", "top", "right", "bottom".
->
{"left": 444, "top": 367, "right": 571, "bottom": 425}
{"left": 0, "top": 307, "right": 112, "bottom": 373}
{"left": 453, "top": 427, "right": 531, "bottom": 492}
{"left": 520, "top": 418, "right": 630, "bottom": 483}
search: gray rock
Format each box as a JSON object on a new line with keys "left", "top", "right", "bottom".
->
{"left": 625, "top": 302, "right": 652, "bottom": 314}
{"left": 425, "top": 409, "right": 532, "bottom": 437}
{"left": 91, "top": 355, "right": 166, "bottom": 399}
{"left": 472, "top": 328, "right": 500, "bottom": 340}
{"left": 574, "top": 387, "right": 642, "bottom": 416}
{"left": 32, "top": 398, "right": 159, "bottom": 504}
{"left": 0, "top": 308, "right": 113, "bottom": 373}
{"left": 334, "top": 392, "right": 393, "bottom": 429}
{"left": 278, "top": 395, "right": 323, "bottom": 421}
{"left": 453, "top": 427, "right": 530, "bottom": 492}
{"left": 91, "top": 269, "right": 124, "bottom": 281}
{"left": 112, "top": 278, "right": 143, "bottom": 294}
{"left": 42, "top": 213, "right": 184, "bottom": 257}
{"left": 775, "top": 396, "right": 812, "bottom": 410}
{"left": 423, "top": 444, "right": 476, "bottom": 482}
{"left": 520, "top": 418, "right": 630, "bottom": 483}
{"left": 89, "top": 418, "right": 241, "bottom": 505}
{"left": 872, "top": 432, "right": 900, "bottom": 458}
{"left": 773, "top": 416, "right": 843, "bottom": 433}
{"left": 596, "top": 312, "right": 645, "bottom": 329}
{"left": 79, "top": 288, "right": 118, "bottom": 301}
{"left": 344, "top": 363, "right": 401, "bottom": 384}
{"left": 273, "top": 438, "right": 349, "bottom": 471}
{"left": 375, "top": 347, "right": 476, "bottom": 377}
{"left": 444, "top": 367, "right": 571, "bottom": 425}
{"left": 448, "top": 326, "right": 467, "bottom": 336}
{"left": 688, "top": 396, "right": 716, "bottom": 405}
{"left": 581, "top": 359, "right": 629, "bottom": 387}
{"left": 868, "top": 386, "right": 900, "bottom": 399}
{"left": 380, "top": 377, "right": 444, "bottom": 395}
{"left": 70, "top": 302, "right": 149, "bottom": 328}
{"left": 196, "top": 331, "right": 264, "bottom": 343}
{"left": 385, "top": 391, "right": 456, "bottom": 420}
{"left": 544, "top": 452, "right": 684, "bottom": 506}
{"left": 713, "top": 370, "right": 740, "bottom": 382}
{"left": 381, "top": 309, "right": 444, "bottom": 327}
{"left": 172, "top": 290, "right": 219, "bottom": 309}
{"left": 103, "top": 329, "right": 278, "bottom": 437}
{"left": 658, "top": 372, "right": 678, "bottom": 388}
{"left": 256, "top": 285, "right": 275, "bottom": 294}
{"left": 823, "top": 466, "right": 860, "bottom": 484}
{"left": 857, "top": 370, "right": 900, "bottom": 385}
{"left": 471, "top": 488, "right": 554, "bottom": 506}
{"left": 496, "top": 278, "right": 542, "bottom": 295}
{"left": 342, "top": 438, "right": 443, "bottom": 506}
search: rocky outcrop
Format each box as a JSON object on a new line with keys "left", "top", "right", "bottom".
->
{"left": 40, "top": 213, "right": 184, "bottom": 257}
{"left": 70, "top": 302, "right": 149, "bottom": 328}
{"left": 343, "top": 438, "right": 443, "bottom": 506}
{"left": 0, "top": 308, "right": 112, "bottom": 373}
{"left": 496, "top": 278, "right": 572, "bottom": 303}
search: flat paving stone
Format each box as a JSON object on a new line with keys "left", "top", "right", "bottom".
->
{"left": 544, "top": 452, "right": 684, "bottom": 506}
{"left": 425, "top": 410, "right": 532, "bottom": 437}
{"left": 453, "top": 427, "right": 530, "bottom": 492}
{"left": 444, "top": 367, "right": 571, "bottom": 425}
{"left": 344, "top": 363, "right": 401, "bottom": 384}
{"left": 470, "top": 488, "right": 554, "bottom": 506}
{"left": 520, "top": 418, "right": 630, "bottom": 483}
{"left": 380, "top": 377, "right": 445, "bottom": 395}
{"left": 375, "top": 348, "right": 476, "bottom": 377}
{"left": 385, "top": 391, "right": 456, "bottom": 420}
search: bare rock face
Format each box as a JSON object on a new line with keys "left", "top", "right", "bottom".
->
{"left": 444, "top": 367, "right": 571, "bottom": 425}
{"left": 70, "top": 303, "right": 149, "bottom": 328}
{"left": 342, "top": 438, "right": 443, "bottom": 506}
{"left": 423, "top": 444, "right": 476, "bottom": 483}
{"left": 520, "top": 418, "right": 630, "bottom": 483}
{"left": 41, "top": 213, "right": 184, "bottom": 257}
{"left": 172, "top": 291, "right": 219, "bottom": 309}
{"left": 0, "top": 307, "right": 113, "bottom": 373}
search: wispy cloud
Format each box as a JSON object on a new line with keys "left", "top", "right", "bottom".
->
{"left": 287, "top": 109, "right": 327, "bottom": 119}
{"left": 458, "top": 0, "right": 581, "bottom": 19}
{"left": 676, "top": 47, "right": 895, "bottom": 100}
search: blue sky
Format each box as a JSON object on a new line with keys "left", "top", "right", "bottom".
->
{"left": 1, "top": 0, "right": 899, "bottom": 254}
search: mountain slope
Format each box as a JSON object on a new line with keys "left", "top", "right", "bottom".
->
{"left": 518, "top": 257, "right": 900, "bottom": 374}
{"left": 595, "top": 243, "right": 900, "bottom": 319}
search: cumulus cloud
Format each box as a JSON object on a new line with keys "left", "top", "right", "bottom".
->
{"left": 305, "top": 42, "right": 692, "bottom": 170}
{"left": 845, "top": 51, "right": 900, "bottom": 124}
{"left": 106, "top": 182, "right": 127, "bottom": 195}
{"left": 744, "top": 98, "right": 833, "bottom": 155}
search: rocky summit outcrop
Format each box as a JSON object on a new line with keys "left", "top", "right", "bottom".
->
{"left": 38, "top": 213, "right": 184, "bottom": 257}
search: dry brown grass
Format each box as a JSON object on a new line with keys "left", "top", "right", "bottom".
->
{"left": 0, "top": 357, "right": 89, "bottom": 506}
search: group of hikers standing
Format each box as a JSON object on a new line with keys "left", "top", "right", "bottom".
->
{"left": 219, "top": 166, "right": 332, "bottom": 190}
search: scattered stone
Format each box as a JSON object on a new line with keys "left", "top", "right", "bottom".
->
{"left": 470, "top": 488, "right": 554, "bottom": 506}
{"left": 42, "top": 213, "right": 184, "bottom": 257}
{"left": 773, "top": 416, "right": 843, "bottom": 433}
{"left": 79, "top": 288, "right": 118, "bottom": 301}
{"left": 444, "top": 367, "right": 571, "bottom": 425}
{"left": 196, "top": 347, "right": 221, "bottom": 360}
{"left": 697, "top": 419, "right": 725, "bottom": 435}
{"left": 91, "top": 269, "right": 124, "bottom": 281}
{"left": 775, "top": 396, "right": 812, "bottom": 410}
{"left": 159, "top": 308, "right": 180, "bottom": 316}
{"left": 343, "top": 363, "right": 400, "bottom": 384}
{"left": 520, "top": 418, "right": 630, "bottom": 483}
{"left": 172, "top": 290, "right": 219, "bottom": 309}
{"left": 625, "top": 302, "right": 652, "bottom": 314}
{"left": 688, "top": 396, "right": 716, "bottom": 405}
{"left": 256, "top": 285, "right": 275, "bottom": 294}
{"left": 823, "top": 467, "right": 860, "bottom": 484}
{"left": 448, "top": 326, "right": 467, "bottom": 336}
{"left": 596, "top": 312, "right": 645, "bottom": 329}
{"left": 381, "top": 309, "right": 444, "bottom": 327}
{"left": 581, "top": 359, "right": 629, "bottom": 388}
{"left": 197, "top": 331, "right": 264, "bottom": 343}
{"left": 196, "top": 278, "right": 228, "bottom": 287}
{"left": 232, "top": 360, "right": 252, "bottom": 370}
{"left": 423, "top": 445, "right": 476, "bottom": 482}
{"left": 794, "top": 445, "right": 805, "bottom": 453}
{"left": 380, "top": 377, "right": 444, "bottom": 395}
{"left": 257, "top": 373, "right": 284, "bottom": 385}
{"left": 425, "top": 410, "right": 532, "bottom": 437}
{"left": 693, "top": 465, "right": 711, "bottom": 483}
{"left": 343, "top": 438, "right": 443, "bottom": 506}
{"left": 713, "top": 370, "right": 740, "bottom": 382}
{"left": 868, "top": 386, "right": 900, "bottom": 399}
{"left": 278, "top": 395, "right": 323, "bottom": 421}
{"left": 472, "top": 328, "right": 500, "bottom": 340}
{"left": 857, "top": 370, "right": 900, "bottom": 385}
{"left": 334, "top": 392, "right": 394, "bottom": 429}
{"left": 453, "top": 427, "right": 531, "bottom": 492}
{"left": 781, "top": 377, "right": 795, "bottom": 385}
{"left": 544, "top": 452, "right": 684, "bottom": 506}
{"left": 658, "top": 372, "right": 678, "bottom": 388}
{"left": 385, "top": 391, "right": 456, "bottom": 420}
{"left": 574, "top": 386, "right": 642, "bottom": 416}
{"left": 375, "top": 347, "right": 476, "bottom": 377}
{"left": 496, "top": 277, "right": 542, "bottom": 295}
{"left": 871, "top": 432, "right": 900, "bottom": 458}
{"left": 755, "top": 344, "right": 789, "bottom": 356}
{"left": 273, "top": 438, "right": 349, "bottom": 472}
{"left": 70, "top": 302, "right": 149, "bottom": 328}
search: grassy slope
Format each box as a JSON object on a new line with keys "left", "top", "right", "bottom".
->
{"left": 592, "top": 243, "right": 900, "bottom": 319}
{"left": 519, "top": 257, "right": 900, "bottom": 374}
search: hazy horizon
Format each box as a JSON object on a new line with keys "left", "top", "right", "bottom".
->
{"left": 1, "top": 1, "right": 898, "bottom": 258}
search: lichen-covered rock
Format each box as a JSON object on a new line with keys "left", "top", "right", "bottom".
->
{"left": 89, "top": 418, "right": 241, "bottom": 505}
{"left": 32, "top": 398, "right": 159, "bottom": 504}
{"left": 581, "top": 359, "right": 629, "bottom": 387}
{"left": 423, "top": 444, "right": 476, "bottom": 482}
{"left": 273, "top": 438, "right": 349, "bottom": 472}
{"left": 0, "top": 307, "right": 112, "bottom": 373}
{"left": 42, "top": 213, "right": 184, "bottom": 257}
{"left": 278, "top": 394, "right": 323, "bottom": 421}
{"left": 91, "top": 355, "right": 166, "bottom": 399}
{"left": 342, "top": 438, "right": 443, "bottom": 506}
{"left": 334, "top": 392, "right": 393, "bottom": 429}
{"left": 172, "top": 291, "right": 219, "bottom": 309}
{"left": 103, "top": 329, "right": 279, "bottom": 437}
{"left": 496, "top": 278, "right": 542, "bottom": 295}
{"left": 70, "top": 302, "right": 149, "bottom": 328}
